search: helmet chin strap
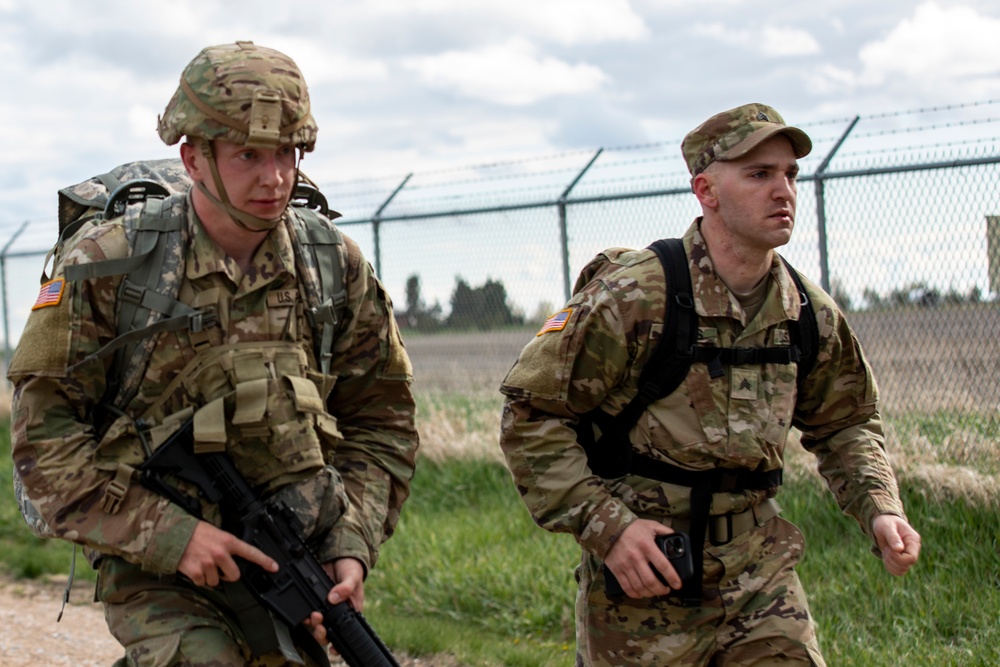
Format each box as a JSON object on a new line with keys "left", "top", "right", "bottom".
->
{"left": 195, "top": 138, "right": 297, "bottom": 232}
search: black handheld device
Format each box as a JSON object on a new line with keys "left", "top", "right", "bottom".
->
{"left": 603, "top": 531, "right": 694, "bottom": 597}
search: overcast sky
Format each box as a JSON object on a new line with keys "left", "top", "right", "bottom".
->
{"left": 2, "top": 0, "right": 1000, "bottom": 229}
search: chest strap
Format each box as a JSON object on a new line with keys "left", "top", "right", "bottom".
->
{"left": 691, "top": 345, "right": 802, "bottom": 379}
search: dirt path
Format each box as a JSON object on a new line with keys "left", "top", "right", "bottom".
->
{"left": 0, "top": 573, "right": 457, "bottom": 667}
{"left": 0, "top": 574, "right": 121, "bottom": 667}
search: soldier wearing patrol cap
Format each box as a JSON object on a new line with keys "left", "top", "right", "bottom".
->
{"left": 8, "top": 41, "right": 418, "bottom": 666}
{"left": 499, "top": 103, "right": 920, "bottom": 666}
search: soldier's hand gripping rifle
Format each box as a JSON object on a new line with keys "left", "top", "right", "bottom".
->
{"left": 139, "top": 419, "right": 401, "bottom": 667}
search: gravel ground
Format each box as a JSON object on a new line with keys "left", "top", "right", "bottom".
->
{"left": 0, "top": 573, "right": 460, "bottom": 667}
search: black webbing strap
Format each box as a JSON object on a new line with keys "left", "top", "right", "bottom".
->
{"left": 623, "top": 454, "right": 782, "bottom": 605}
{"left": 692, "top": 345, "right": 802, "bottom": 379}
{"left": 577, "top": 238, "right": 694, "bottom": 478}
{"left": 779, "top": 256, "right": 818, "bottom": 396}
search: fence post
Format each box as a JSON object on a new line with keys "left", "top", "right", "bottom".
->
{"left": 1, "top": 221, "right": 29, "bottom": 378}
{"left": 813, "top": 116, "right": 859, "bottom": 293}
{"left": 558, "top": 149, "right": 604, "bottom": 302}
{"left": 370, "top": 173, "right": 412, "bottom": 278}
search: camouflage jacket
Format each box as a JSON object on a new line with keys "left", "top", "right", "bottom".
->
{"left": 499, "top": 220, "right": 904, "bottom": 561}
{"left": 8, "top": 193, "right": 418, "bottom": 575}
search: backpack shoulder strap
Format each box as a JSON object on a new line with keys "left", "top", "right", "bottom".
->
{"left": 776, "top": 254, "right": 818, "bottom": 392}
{"left": 579, "top": 238, "right": 696, "bottom": 478}
{"left": 287, "top": 206, "right": 348, "bottom": 375}
{"left": 65, "top": 195, "right": 208, "bottom": 414}
{"left": 605, "top": 238, "right": 696, "bottom": 430}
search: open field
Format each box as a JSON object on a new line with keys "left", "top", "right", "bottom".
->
{"left": 847, "top": 305, "right": 1000, "bottom": 414}
{"left": 402, "top": 306, "right": 1000, "bottom": 503}
{"left": 404, "top": 305, "right": 1000, "bottom": 415}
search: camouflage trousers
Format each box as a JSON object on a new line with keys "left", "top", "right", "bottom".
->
{"left": 97, "top": 557, "right": 329, "bottom": 667}
{"left": 575, "top": 517, "right": 826, "bottom": 666}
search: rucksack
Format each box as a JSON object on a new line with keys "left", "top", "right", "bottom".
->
{"left": 573, "top": 238, "right": 818, "bottom": 606}
{"left": 15, "top": 159, "right": 349, "bottom": 539}
{"left": 576, "top": 237, "right": 818, "bottom": 479}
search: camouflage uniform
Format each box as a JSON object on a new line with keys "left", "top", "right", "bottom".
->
{"left": 8, "top": 42, "right": 417, "bottom": 667}
{"left": 499, "top": 221, "right": 906, "bottom": 666}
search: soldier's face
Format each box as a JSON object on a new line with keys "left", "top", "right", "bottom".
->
{"left": 705, "top": 135, "right": 799, "bottom": 252}
{"left": 201, "top": 140, "right": 297, "bottom": 221}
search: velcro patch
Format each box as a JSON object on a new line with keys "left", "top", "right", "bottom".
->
{"left": 32, "top": 278, "right": 65, "bottom": 310}
{"left": 731, "top": 368, "right": 759, "bottom": 400}
{"left": 537, "top": 308, "right": 572, "bottom": 336}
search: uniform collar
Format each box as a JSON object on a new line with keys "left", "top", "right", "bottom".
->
{"left": 683, "top": 218, "right": 803, "bottom": 330}
{"left": 185, "top": 197, "right": 297, "bottom": 286}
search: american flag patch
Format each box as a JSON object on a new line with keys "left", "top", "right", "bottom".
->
{"left": 32, "top": 278, "right": 65, "bottom": 310}
{"left": 537, "top": 308, "right": 572, "bottom": 336}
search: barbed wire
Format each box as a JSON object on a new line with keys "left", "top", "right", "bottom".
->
{"left": 861, "top": 99, "right": 1000, "bottom": 120}
{"left": 838, "top": 135, "right": 1000, "bottom": 159}
{"left": 853, "top": 115, "right": 1000, "bottom": 140}
{"left": 326, "top": 100, "right": 1000, "bottom": 193}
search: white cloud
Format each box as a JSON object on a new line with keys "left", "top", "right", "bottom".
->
{"left": 805, "top": 64, "right": 862, "bottom": 96}
{"left": 760, "top": 26, "right": 823, "bottom": 57}
{"left": 857, "top": 1, "right": 1000, "bottom": 95}
{"left": 692, "top": 22, "right": 821, "bottom": 57}
{"left": 362, "top": 0, "right": 648, "bottom": 45}
{"left": 402, "top": 38, "right": 609, "bottom": 106}
{"left": 494, "top": 0, "right": 649, "bottom": 45}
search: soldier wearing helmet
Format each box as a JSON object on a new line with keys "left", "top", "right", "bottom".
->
{"left": 499, "top": 103, "right": 920, "bottom": 665}
{"left": 8, "top": 41, "right": 418, "bottom": 666}
{"left": 158, "top": 41, "right": 319, "bottom": 234}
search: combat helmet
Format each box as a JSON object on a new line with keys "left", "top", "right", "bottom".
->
{"left": 158, "top": 40, "right": 318, "bottom": 231}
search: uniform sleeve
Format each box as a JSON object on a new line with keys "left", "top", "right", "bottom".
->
{"left": 323, "top": 236, "right": 418, "bottom": 572}
{"left": 498, "top": 279, "right": 647, "bottom": 560}
{"left": 793, "top": 291, "right": 906, "bottom": 545}
{"left": 8, "top": 224, "right": 198, "bottom": 574}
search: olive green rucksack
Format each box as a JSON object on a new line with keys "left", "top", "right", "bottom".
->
{"left": 14, "top": 159, "right": 348, "bottom": 539}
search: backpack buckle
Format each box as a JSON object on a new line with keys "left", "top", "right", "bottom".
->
{"left": 307, "top": 302, "right": 337, "bottom": 327}
{"left": 120, "top": 282, "right": 145, "bottom": 306}
{"left": 189, "top": 308, "right": 217, "bottom": 333}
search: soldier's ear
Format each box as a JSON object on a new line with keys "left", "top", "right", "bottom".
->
{"left": 179, "top": 141, "right": 203, "bottom": 181}
{"left": 692, "top": 172, "right": 718, "bottom": 210}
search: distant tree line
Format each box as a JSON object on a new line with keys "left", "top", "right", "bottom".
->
{"left": 838, "top": 280, "right": 985, "bottom": 312}
{"left": 400, "top": 274, "right": 525, "bottom": 332}
{"left": 401, "top": 274, "right": 989, "bottom": 333}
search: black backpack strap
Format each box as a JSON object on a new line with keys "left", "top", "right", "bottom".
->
{"left": 778, "top": 256, "right": 818, "bottom": 392}
{"left": 578, "top": 238, "right": 696, "bottom": 478}
{"left": 632, "top": 238, "right": 698, "bottom": 420}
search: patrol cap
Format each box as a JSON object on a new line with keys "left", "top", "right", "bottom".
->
{"left": 158, "top": 40, "right": 317, "bottom": 151}
{"left": 681, "top": 103, "right": 811, "bottom": 176}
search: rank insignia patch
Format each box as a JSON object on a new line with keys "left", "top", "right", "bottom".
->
{"left": 537, "top": 308, "right": 572, "bottom": 336}
{"left": 32, "top": 278, "right": 65, "bottom": 310}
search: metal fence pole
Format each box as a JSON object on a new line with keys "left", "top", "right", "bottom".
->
{"left": 370, "top": 173, "right": 412, "bottom": 278}
{"left": 813, "top": 116, "right": 859, "bottom": 293}
{"left": 1, "top": 221, "right": 29, "bottom": 376}
{"left": 558, "top": 149, "right": 603, "bottom": 301}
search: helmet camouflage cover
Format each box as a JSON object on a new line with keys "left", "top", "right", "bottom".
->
{"left": 158, "top": 41, "right": 318, "bottom": 151}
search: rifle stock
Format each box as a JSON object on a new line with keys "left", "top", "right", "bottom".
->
{"left": 140, "top": 420, "right": 400, "bottom": 667}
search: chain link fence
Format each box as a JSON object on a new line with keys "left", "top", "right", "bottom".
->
{"left": 2, "top": 101, "right": 999, "bottom": 441}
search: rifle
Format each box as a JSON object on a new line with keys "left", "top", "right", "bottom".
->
{"left": 139, "top": 419, "right": 401, "bottom": 667}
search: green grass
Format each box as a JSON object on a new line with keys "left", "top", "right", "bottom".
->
{"left": 781, "top": 477, "right": 1000, "bottom": 667}
{"left": 3, "top": 415, "right": 999, "bottom": 666}
{"left": 363, "top": 458, "right": 579, "bottom": 666}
